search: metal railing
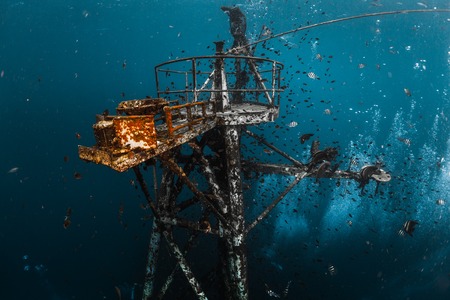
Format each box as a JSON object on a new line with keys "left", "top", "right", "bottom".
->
{"left": 163, "top": 102, "right": 213, "bottom": 137}
{"left": 155, "top": 55, "right": 284, "bottom": 107}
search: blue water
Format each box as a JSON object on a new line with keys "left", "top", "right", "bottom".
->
{"left": 1, "top": 0, "right": 449, "bottom": 299}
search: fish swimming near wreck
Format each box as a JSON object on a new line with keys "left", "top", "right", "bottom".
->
{"left": 7, "top": 167, "right": 19, "bottom": 173}
{"left": 307, "top": 143, "right": 338, "bottom": 172}
{"left": 399, "top": 220, "right": 419, "bottom": 237}
{"left": 315, "top": 161, "right": 331, "bottom": 183}
{"left": 300, "top": 133, "right": 314, "bottom": 144}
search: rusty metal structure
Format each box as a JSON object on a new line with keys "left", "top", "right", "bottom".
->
{"left": 79, "top": 40, "right": 391, "bottom": 299}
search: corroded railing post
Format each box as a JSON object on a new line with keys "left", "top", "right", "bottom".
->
{"left": 164, "top": 106, "right": 174, "bottom": 137}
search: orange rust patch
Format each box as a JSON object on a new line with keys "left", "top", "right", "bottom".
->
{"left": 113, "top": 116, "right": 157, "bottom": 149}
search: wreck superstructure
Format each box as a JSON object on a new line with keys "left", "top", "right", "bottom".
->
{"left": 79, "top": 40, "right": 390, "bottom": 299}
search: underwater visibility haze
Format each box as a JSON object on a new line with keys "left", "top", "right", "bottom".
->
{"left": 1, "top": 0, "right": 450, "bottom": 299}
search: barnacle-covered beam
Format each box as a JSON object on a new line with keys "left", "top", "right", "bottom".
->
{"left": 223, "top": 125, "right": 248, "bottom": 300}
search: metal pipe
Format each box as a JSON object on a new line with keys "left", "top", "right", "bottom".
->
{"left": 142, "top": 219, "right": 161, "bottom": 299}
{"left": 157, "top": 232, "right": 200, "bottom": 299}
{"left": 243, "top": 129, "right": 304, "bottom": 168}
{"left": 189, "top": 140, "right": 227, "bottom": 214}
{"left": 226, "top": 9, "right": 450, "bottom": 55}
{"left": 159, "top": 155, "right": 234, "bottom": 234}
{"left": 163, "top": 230, "right": 208, "bottom": 300}
{"left": 245, "top": 172, "right": 306, "bottom": 235}
{"left": 192, "top": 59, "right": 198, "bottom": 102}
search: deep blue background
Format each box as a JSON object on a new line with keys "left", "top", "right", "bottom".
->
{"left": 1, "top": 0, "right": 449, "bottom": 299}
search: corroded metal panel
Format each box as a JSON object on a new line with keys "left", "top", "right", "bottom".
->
{"left": 79, "top": 119, "right": 217, "bottom": 172}
{"left": 113, "top": 116, "right": 157, "bottom": 150}
{"left": 215, "top": 103, "right": 279, "bottom": 126}
{"left": 78, "top": 145, "right": 112, "bottom": 165}
{"left": 116, "top": 98, "right": 168, "bottom": 115}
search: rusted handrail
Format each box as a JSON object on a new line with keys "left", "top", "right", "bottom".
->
{"left": 163, "top": 102, "right": 214, "bottom": 138}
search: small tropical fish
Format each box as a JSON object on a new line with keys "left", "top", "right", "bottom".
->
{"left": 7, "top": 167, "right": 19, "bottom": 173}
{"left": 316, "top": 161, "right": 331, "bottom": 182}
{"left": 263, "top": 148, "right": 273, "bottom": 154}
{"left": 328, "top": 264, "right": 337, "bottom": 276}
{"left": 114, "top": 286, "right": 122, "bottom": 300}
{"left": 436, "top": 199, "right": 445, "bottom": 206}
{"left": 118, "top": 203, "right": 124, "bottom": 226}
{"left": 397, "top": 137, "right": 411, "bottom": 146}
{"left": 399, "top": 220, "right": 419, "bottom": 237}
{"left": 300, "top": 133, "right": 314, "bottom": 144}
{"left": 307, "top": 72, "right": 319, "bottom": 80}
{"left": 358, "top": 63, "right": 366, "bottom": 69}
{"left": 73, "top": 172, "right": 82, "bottom": 180}
{"left": 261, "top": 25, "right": 272, "bottom": 36}
{"left": 265, "top": 283, "right": 281, "bottom": 298}
{"left": 403, "top": 88, "right": 412, "bottom": 97}
{"left": 63, "top": 207, "right": 72, "bottom": 229}
{"left": 287, "top": 121, "right": 298, "bottom": 128}
{"left": 324, "top": 108, "right": 332, "bottom": 115}
{"left": 282, "top": 280, "right": 292, "bottom": 298}
{"left": 417, "top": 2, "right": 428, "bottom": 8}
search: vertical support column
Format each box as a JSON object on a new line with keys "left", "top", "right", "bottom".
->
{"left": 142, "top": 165, "right": 175, "bottom": 300}
{"left": 223, "top": 125, "right": 248, "bottom": 300}
{"left": 213, "top": 41, "right": 230, "bottom": 112}
{"left": 142, "top": 219, "right": 161, "bottom": 299}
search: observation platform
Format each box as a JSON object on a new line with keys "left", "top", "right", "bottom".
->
{"left": 79, "top": 53, "right": 284, "bottom": 172}
{"left": 78, "top": 99, "right": 279, "bottom": 172}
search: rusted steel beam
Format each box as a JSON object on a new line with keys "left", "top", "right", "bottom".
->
{"left": 163, "top": 230, "right": 208, "bottom": 300}
{"left": 159, "top": 154, "right": 234, "bottom": 235}
{"left": 137, "top": 165, "right": 181, "bottom": 300}
{"left": 133, "top": 165, "right": 160, "bottom": 300}
{"left": 133, "top": 166, "right": 158, "bottom": 215}
{"left": 245, "top": 172, "right": 306, "bottom": 235}
{"left": 164, "top": 106, "right": 174, "bottom": 137}
{"left": 142, "top": 218, "right": 161, "bottom": 299}
{"left": 189, "top": 140, "right": 227, "bottom": 215}
{"left": 241, "top": 161, "right": 360, "bottom": 180}
{"left": 157, "top": 231, "right": 201, "bottom": 299}
{"left": 159, "top": 216, "right": 218, "bottom": 235}
{"left": 243, "top": 129, "right": 304, "bottom": 167}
